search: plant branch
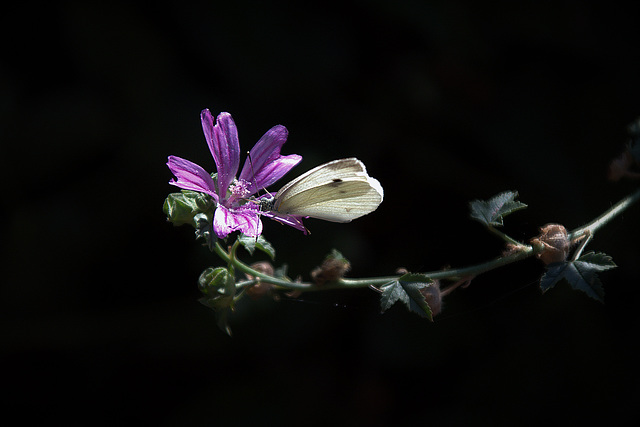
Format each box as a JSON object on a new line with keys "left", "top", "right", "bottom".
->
{"left": 487, "top": 225, "right": 522, "bottom": 246}
{"left": 569, "top": 187, "right": 640, "bottom": 241}
{"left": 211, "top": 188, "right": 640, "bottom": 295}
{"left": 213, "top": 241, "right": 312, "bottom": 290}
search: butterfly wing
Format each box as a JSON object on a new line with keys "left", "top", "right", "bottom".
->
{"left": 273, "top": 158, "right": 383, "bottom": 222}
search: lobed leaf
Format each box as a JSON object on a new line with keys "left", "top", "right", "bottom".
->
{"left": 238, "top": 234, "right": 276, "bottom": 260}
{"left": 380, "top": 273, "right": 433, "bottom": 320}
{"left": 539, "top": 252, "right": 615, "bottom": 302}
{"left": 470, "top": 191, "right": 527, "bottom": 227}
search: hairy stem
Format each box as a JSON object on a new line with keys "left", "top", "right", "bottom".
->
{"left": 213, "top": 241, "right": 312, "bottom": 290}
{"left": 569, "top": 187, "right": 640, "bottom": 241}
{"left": 487, "top": 225, "right": 522, "bottom": 246}
{"left": 213, "top": 188, "right": 640, "bottom": 293}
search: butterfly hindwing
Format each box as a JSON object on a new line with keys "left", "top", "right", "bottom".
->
{"left": 272, "top": 158, "right": 383, "bottom": 222}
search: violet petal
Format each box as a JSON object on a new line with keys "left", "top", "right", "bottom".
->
{"left": 167, "top": 155, "right": 218, "bottom": 201}
{"left": 201, "top": 109, "right": 240, "bottom": 198}
{"left": 239, "top": 124, "right": 289, "bottom": 182}
{"left": 245, "top": 154, "right": 302, "bottom": 193}
{"left": 213, "top": 205, "right": 263, "bottom": 238}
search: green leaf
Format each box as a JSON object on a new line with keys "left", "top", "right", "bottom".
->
{"left": 539, "top": 252, "right": 615, "bottom": 302}
{"left": 237, "top": 234, "right": 276, "bottom": 260}
{"left": 469, "top": 191, "right": 527, "bottom": 227}
{"left": 380, "top": 273, "right": 433, "bottom": 320}
{"left": 163, "top": 190, "right": 214, "bottom": 227}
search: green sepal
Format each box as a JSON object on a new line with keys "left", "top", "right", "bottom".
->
{"left": 539, "top": 252, "right": 616, "bottom": 302}
{"left": 237, "top": 234, "right": 276, "bottom": 260}
{"left": 380, "top": 273, "right": 434, "bottom": 321}
{"left": 163, "top": 190, "right": 214, "bottom": 227}
{"left": 198, "top": 267, "right": 236, "bottom": 336}
{"left": 470, "top": 191, "right": 527, "bottom": 227}
{"left": 194, "top": 213, "right": 215, "bottom": 250}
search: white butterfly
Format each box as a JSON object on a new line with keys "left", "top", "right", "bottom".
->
{"left": 261, "top": 157, "right": 383, "bottom": 222}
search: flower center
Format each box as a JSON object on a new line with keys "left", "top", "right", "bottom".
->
{"left": 227, "top": 179, "right": 252, "bottom": 205}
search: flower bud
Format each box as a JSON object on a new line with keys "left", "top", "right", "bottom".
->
{"left": 245, "top": 262, "right": 275, "bottom": 299}
{"left": 198, "top": 267, "right": 232, "bottom": 295}
{"left": 311, "top": 250, "right": 351, "bottom": 286}
{"left": 530, "top": 224, "right": 570, "bottom": 264}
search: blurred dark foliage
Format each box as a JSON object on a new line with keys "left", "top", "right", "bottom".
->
{"left": 2, "top": 0, "right": 640, "bottom": 425}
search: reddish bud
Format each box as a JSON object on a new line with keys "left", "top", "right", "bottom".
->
{"left": 530, "top": 224, "right": 570, "bottom": 264}
{"left": 311, "top": 252, "right": 351, "bottom": 286}
{"left": 245, "top": 261, "right": 275, "bottom": 299}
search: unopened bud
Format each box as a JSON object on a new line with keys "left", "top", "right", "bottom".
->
{"left": 245, "top": 261, "right": 275, "bottom": 299}
{"left": 311, "top": 250, "right": 350, "bottom": 286}
{"left": 530, "top": 224, "right": 570, "bottom": 264}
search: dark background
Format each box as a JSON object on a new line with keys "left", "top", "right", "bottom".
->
{"left": 3, "top": 0, "right": 640, "bottom": 425}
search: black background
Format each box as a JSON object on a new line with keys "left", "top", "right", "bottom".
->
{"left": 3, "top": 1, "right": 640, "bottom": 425}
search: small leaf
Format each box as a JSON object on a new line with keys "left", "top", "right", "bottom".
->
{"left": 238, "top": 234, "right": 276, "bottom": 260}
{"left": 539, "top": 252, "right": 615, "bottom": 302}
{"left": 470, "top": 191, "right": 527, "bottom": 227}
{"left": 254, "top": 237, "right": 275, "bottom": 260}
{"left": 380, "top": 273, "right": 433, "bottom": 320}
{"left": 380, "top": 281, "right": 405, "bottom": 312}
{"left": 539, "top": 262, "right": 566, "bottom": 293}
{"left": 574, "top": 252, "right": 616, "bottom": 272}
{"left": 163, "top": 190, "right": 214, "bottom": 227}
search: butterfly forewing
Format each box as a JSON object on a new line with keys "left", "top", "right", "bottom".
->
{"left": 274, "top": 157, "right": 368, "bottom": 202}
{"left": 269, "top": 157, "right": 383, "bottom": 223}
{"left": 275, "top": 177, "right": 383, "bottom": 222}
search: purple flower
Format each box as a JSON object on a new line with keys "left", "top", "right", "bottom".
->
{"left": 167, "top": 109, "right": 305, "bottom": 238}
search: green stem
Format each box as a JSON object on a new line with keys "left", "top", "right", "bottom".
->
{"left": 568, "top": 187, "right": 640, "bottom": 240}
{"left": 487, "top": 225, "right": 522, "bottom": 246}
{"left": 309, "top": 245, "right": 538, "bottom": 292}
{"left": 213, "top": 241, "right": 312, "bottom": 290}
{"left": 211, "top": 188, "right": 640, "bottom": 293}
